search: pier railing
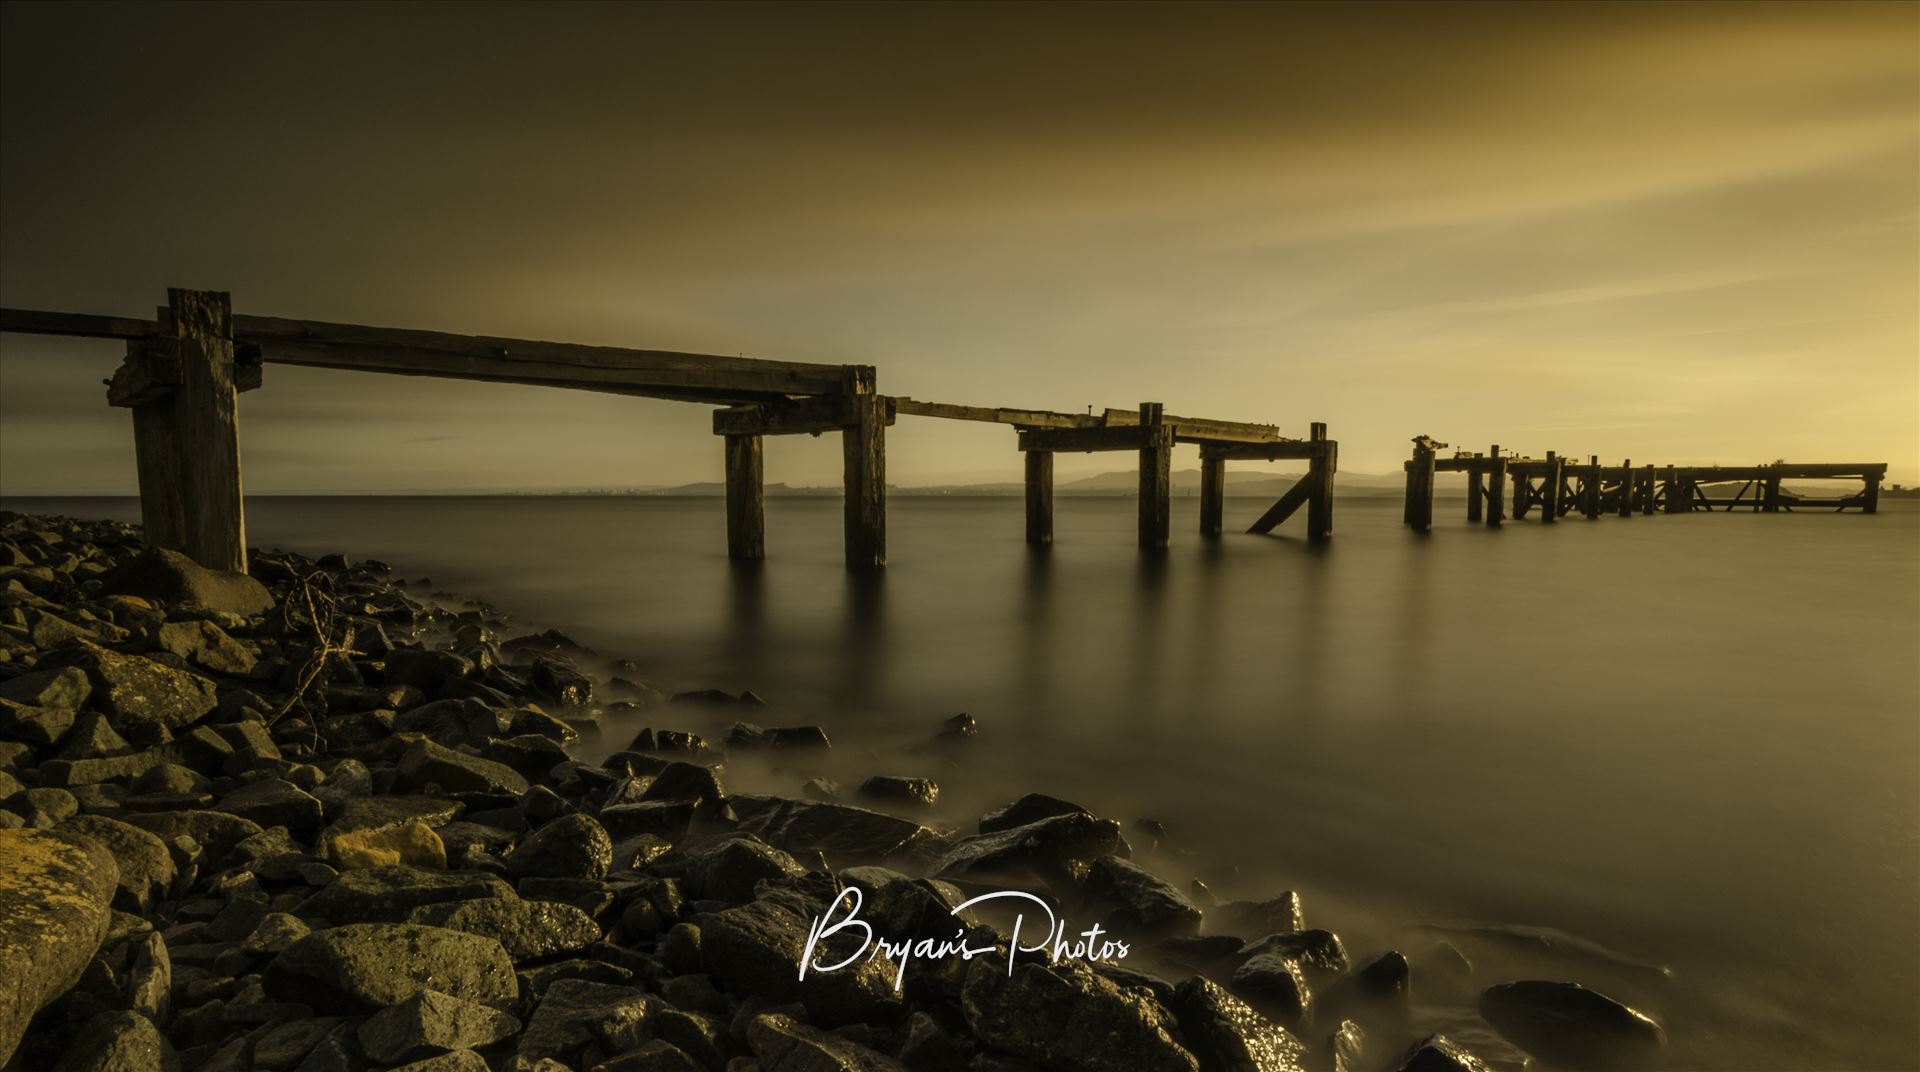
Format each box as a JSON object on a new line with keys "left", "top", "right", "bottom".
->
{"left": 1, "top": 288, "right": 1337, "bottom": 572}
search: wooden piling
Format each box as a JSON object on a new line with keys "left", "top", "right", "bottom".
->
{"left": 1026, "top": 449, "right": 1054, "bottom": 546}
{"left": 1467, "top": 457, "right": 1484, "bottom": 522}
{"left": 126, "top": 289, "right": 246, "bottom": 572}
{"left": 1582, "top": 456, "right": 1602, "bottom": 519}
{"left": 1307, "top": 421, "right": 1335, "bottom": 542}
{"left": 1641, "top": 464, "right": 1656, "bottom": 514}
{"left": 1512, "top": 469, "right": 1530, "bottom": 519}
{"left": 1618, "top": 460, "right": 1634, "bottom": 517}
{"left": 1763, "top": 470, "right": 1782, "bottom": 513}
{"left": 1864, "top": 472, "right": 1881, "bottom": 514}
{"left": 1403, "top": 443, "right": 1435, "bottom": 531}
{"left": 1541, "top": 451, "right": 1561, "bottom": 523}
{"left": 1199, "top": 453, "right": 1225, "bottom": 537}
{"left": 1486, "top": 446, "right": 1507, "bottom": 528}
{"left": 724, "top": 434, "right": 765, "bottom": 560}
{"left": 841, "top": 367, "right": 886, "bottom": 570}
{"left": 1138, "top": 403, "right": 1171, "bottom": 550}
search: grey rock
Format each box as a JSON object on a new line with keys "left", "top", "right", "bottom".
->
{"left": 1477, "top": 981, "right": 1665, "bottom": 1070}
{"left": 407, "top": 897, "right": 602, "bottom": 961}
{"left": 40, "top": 644, "right": 218, "bottom": 733}
{"left": 747, "top": 1011, "right": 906, "bottom": 1071}
{"left": 116, "top": 809, "right": 263, "bottom": 861}
{"left": 1240, "top": 930, "right": 1350, "bottom": 976}
{"left": 50, "top": 1009, "right": 177, "bottom": 1072}
{"left": 8, "top": 786, "right": 78, "bottom": 828}
{"left": 57, "top": 815, "right": 175, "bottom": 912}
{"left": 263, "top": 922, "right": 517, "bottom": 1012}
{"left": 99, "top": 548, "right": 274, "bottom": 617}
{"left": 506, "top": 812, "right": 612, "bottom": 881}
{"left": 384, "top": 648, "right": 473, "bottom": 693}
{"left": 959, "top": 958, "right": 1199, "bottom": 1072}
{"left": 356, "top": 988, "right": 521, "bottom": 1063}
{"left": 1392, "top": 1034, "right": 1495, "bottom": 1072}
{"left": 0, "top": 828, "right": 120, "bottom": 1065}
{"left": 675, "top": 832, "right": 806, "bottom": 904}
{"left": 1211, "top": 894, "right": 1305, "bottom": 938}
{"left": 217, "top": 777, "right": 324, "bottom": 833}
{"left": 931, "top": 813, "right": 1127, "bottom": 885}
{"left": 299, "top": 865, "right": 515, "bottom": 924}
{"left": 729, "top": 796, "right": 935, "bottom": 866}
{"left": 1230, "top": 953, "right": 1312, "bottom": 1030}
{"left": 153, "top": 620, "right": 257, "bottom": 676}
{"left": 1169, "top": 976, "right": 1307, "bottom": 1072}
{"left": 591, "top": 1040, "right": 702, "bottom": 1072}
{"left": 1083, "top": 855, "right": 1203, "bottom": 937}
{"left": 388, "top": 1052, "right": 492, "bottom": 1072}
{"left": 977, "top": 792, "right": 1088, "bottom": 834}
{"left": 856, "top": 776, "right": 937, "bottom": 810}
{"left": 702, "top": 898, "right": 903, "bottom": 1027}
{"left": 516, "top": 978, "right": 650, "bottom": 1063}
{"left": 398, "top": 739, "right": 529, "bottom": 797}
{"left": 0, "top": 665, "right": 92, "bottom": 709}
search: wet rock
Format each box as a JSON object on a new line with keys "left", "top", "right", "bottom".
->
{"left": 726, "top": 723, "right": 832, "bottom": 751}
{"left": 702, "top": 898, "right": 903, "bottom": 1027}
{"left": 1324, "top": 1020, "right": 1365, "bottom": 1072}
{"left": 327, "top": 793, "right": 464, "bottom": 835}
{"left": 1212, "top": 894, "right": 1305, "bottom": 938}
{"left": 386, "top": 1051, "right": 491, "bottom": 1072}
{"left": 592, "top": 1039, "right": 703, "bottom": 1072}
{"left": 747, "top": 1011, "right": 905, "bottom": 1071}
{"left": 50, "top": 1009, "right": 176, "bottom": 1072}
{"left": 252, "top": 1017, "right": 351, "bottom": 1070}
{"left": 100, "top": 548, "right": 274, "bottom": 617}
{"left": 977, "top": 792, "right": 1089, "bottom": 834}
{"left": 321, "top": 820, "right": 446, "bottom": 870}
{"left": 1355, "top": 950, "right": 1411, "bottom": 999}
{"left": 298, "top": 865, "right": 514, "bottom": 923}
{"left": 407, "top": 897, "right": 602, "bottom": 961}
{"left": 959, "top": 957, "right": 1199, "bottom": 1072}
{"left": 857, "top": 776, "right": 938, "bottom": 810}
{"left": 729, "top": 796, "right": 935, "bottom": 865}
{"left": 1083, "top": 855, "right": 1203, "bottom": 937}
{"left": 217, "top": 777, "right": 324, "bottom": 833}
{"left": 356, "top": 988, "right": 521, "bottom": 1064}
{"left": 529, "top": 659, "right": 594, "bottom": 707}
{"left": 1392, "top": 1034, "right": 1494, "bottom": 1072}
{"left": 1477, "top": 980, "right": 1665, "bottom": 1070}
{"left": 393, "top": 699, "right": 511, "bottom": 747}
{"left": 837, "top": 867, "right": 970, "bottom": 946}
{"left": 935, "top": 712, "right": 978, "bottom": 744}
{"left": 1241, "top": 930, "right": 1350, "bottom": 975}
{"left": 1230, "top": 953, "right": 1312, "bottom": 1030}
{"left": 653, "top": 1005, "right": 728, "bottom": 1068}
{"left": 1169, "top": 976, "right": 1308, "bottom": 1072}
{"left": 125, "top": 931, "right": 172, "bottom": 1020}
{"left": 516, "top": 978, "right": 650, "bottom": 1063}
{"left": 153, "top": 619, "right": 257, "bottom": 676}
{"left": 0, "top": 828, "right": 119, "bottom": 1064}
{"left": 8, "top": 786, "right": 78, "bottom": 828}
{"left": 932, "top": 812, "right": 1127, "bottom": 885}
{"left": 397, "top": 739, "right": 529, "bottom": 798}
{"left": 53, "top": 710, "right": 131, "bottom": 763}
{"left": 639, "top": 762, "right": 726, "bottom": 811}
{"left": 674, "top": 832, "right": 807, "bottom": 904}
{"left": 41, "top": 644, "right": 218, "bottom": 733}
{"left": 57, "top": 815, "right": 175, "bottom": 912}
{"left": 383, "top": 649, "right": 473, "bottom": 693}
{"left": 264, "top": 922, "right": 517, "bottom": 1012}
{"left": 0, "top": 699, "right": 77, "bottom": 748}
{"left": 507, "top": 812, "right": 613, "bottom": 881}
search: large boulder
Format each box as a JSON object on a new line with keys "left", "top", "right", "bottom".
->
{"left": 153, "top": 619, "right": 257, "bottom": 676}
{"left": 729, "top": 795, "right": 938, "bottom": 865}
{"left": 299, "top": 865, "right": 514, "bottom": 924}
{"left": 959, "top": 958, "right": 1200, "bottom": 1072}
{"left": 115, "top": 809, "right": 262, "bottom": 861}
{"left": 1170, "top": 976, "right": 1307, "bottom": 1072}
{"left": 1478, "top": 981, "right": 1665, "bottom": 1069}
{"left": 263, "top": 923, "right": 517, "bottom": 1012}
{"left": 55, "top": 815, "right": 175, "bottom": 913}
{"left": 0, "top": 828, "right": 120, "bottom": 1064}
{"left": 397, "top": 739, "right": 529, "bottom": 798}
{"left": 701, "top": 898, "right": 904, "bottom": 1027}
{"left": 747, "top": 1011, "right": 906, "bottom": 1072}
{"left": 100, "top": 548, "right": 274, "bottom": 617}
{"left": 1083, "top": 855, "right": 1203, "bottom": 937}
{"left": 504, "top": 813, "right": 611, "bottom": 881}
{"left": 356, "top": 988, "right": 521, "bottom": 1064}
{"left": 515, "top": 978, "right": 650, "bottom": 1064}
{"left": 38, "top": 644, "right": 218, "bottom": 733}
{"left": 405, "top": 897, "right": 601, "bottom": 961}
{"left": 932, "top": 812, "right": 1127, "bottom": 885}
{"left": 50, "top": 1009, "right": 177, "bottom": 1072}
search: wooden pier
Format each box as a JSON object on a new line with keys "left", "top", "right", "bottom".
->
{"left": 1, "top": 289, "right": 1337, "bottom": 572}
{"left": 1401, "top": 437, "right": 1886, "bottom": 531}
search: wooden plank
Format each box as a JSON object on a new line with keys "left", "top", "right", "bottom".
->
{"left": 1198, "top": 440, "right": 1316, "bottom": 461}
{"left": 1138, "top": 404, "right": 1171, "bottom": 550}
{"left": 1247, "top": 476, "right": 1312, "bottom": 534}
{"left": 0, "top": 306, "right": 161, "bottom": 340}
{"left": 167, "top": 289, "right": 247, "bottom": 572}
{"left": 232, "top": 314, "right": 850, "bottom": 400}
{"left": 894, "top": 398, "right": 1100, "bottom": 429}
{"left": 1200, "top": 454, "right": 1226, "bottom": 537}
{"left": 724, "top": 434, "right": 764, "bottom": 561}
{"left": 1486, "top": 447, "right": 1506, "bottom": 527}
{"left": 841, "top": 370, "right": 886, "bottom": 570}
{"left": 1102, "top": 407, "right": 1283, "bottom": 444}
{"left": 1025, "top": 449, "right": 1053, "bottom": 546}
{"left": 1306, "top": 425, "right": 1335, "bottom": 542}
{"left": 713, "top": 395, "right": 897, "bottom": 436}
{"left": 1017, "top": 425, "right": 1149, "bottom": 452}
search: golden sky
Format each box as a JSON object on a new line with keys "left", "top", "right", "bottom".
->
{"left": 2, "top": 1, "right": 1915, "bottom": 491}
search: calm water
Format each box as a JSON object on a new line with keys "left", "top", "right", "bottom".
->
{"left": 11, "top": 494, "right": 1918, "bottom": 1070}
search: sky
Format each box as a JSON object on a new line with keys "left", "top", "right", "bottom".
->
{"left": 1, "top": 1, "right": 1915, "bottom": 493}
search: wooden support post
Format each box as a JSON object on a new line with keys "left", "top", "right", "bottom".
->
{"left": 161, "top": 289, "right": 247, "bottom": 572}
{"left": 841, "top": 367, "right": 886, "bottom": 570}
{"left": 1306, "top": 422, "right": 1335, "bottom": 542}
{"left": 1512, "top": 469, "right": 1530, "bottom": 519}
{"left": 1403, "top": 444, "right": 1435, "bottom": 531}
{"left": 1026, "top": 449, "right": 1054, "bottom": 546}
{"left": 1138, "top": 403, "right": 1171, "bottom": 550}
{"left": 1467, "top": 458, "right": 1484, "bottom": 522}
{"left": 1618, "top": 459, "right": 1634, "bottom": 517}
{"left": 1641, "top": 465, "right": 1656, "bottom": 514}
{"left": 1199, "top": 453, "right": 1225, "bottom": 537}
{"left": 1663, "top": 465, "right": 1682, "bottom": 513}
{"left": 114, "top": 338, "right": 189, "bottom": 553}
{"left": 724, "top": 434, "right": 764, "bottom": 560}
{"left": 1761, "top": 470, "right": 1782, "bottom": 513}
{"left": 1863, "top": 473, "right": 1881, "bottom": 514}
{"left": 1583, "top": 456, "right": 1602, "bottom": 519}
{"left": 1486, "top": 446, "right": 1506, "bottom": 528}
{"left": 1541, "top": 451, "right": 1561, "bottom": 523}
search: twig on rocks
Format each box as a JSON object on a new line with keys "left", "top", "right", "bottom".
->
{"left": 269, "top": 570, "right": 360, "bottom": 738}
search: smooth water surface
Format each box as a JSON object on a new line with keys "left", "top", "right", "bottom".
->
{"left": 11, "top": 494, "right": 1917, "bottom": 1070}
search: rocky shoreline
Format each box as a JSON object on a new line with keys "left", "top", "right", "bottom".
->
{"left": 0, "top": 511, "right": 1669, "bottom": 1072}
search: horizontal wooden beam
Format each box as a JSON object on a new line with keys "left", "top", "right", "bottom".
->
{"left": 894, "top": 398, "right": 1102, "bottom": 429}
{"left": 713, "top": 395, "right": 898, "bottom": 436}
{"left": 1200, "top": 440, "right": 1320, "bottom": 462}
{"left": 2, "top": 306, "right": 161, "bottom": 340}
{"left": 1101, "top": 408, "right": 1283, "bottom": 444}
{"left": 1017, "top": 425, "right": 1150, "bottom": 452}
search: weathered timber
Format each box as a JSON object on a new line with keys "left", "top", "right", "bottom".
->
{"left": 1403, "top": 444, "right": 1435, "bottom": 531}
{"left": 713, "top": 394, "right": 897, "bottom": 436}
{"left": 1582, "top": 457, "right": 1602, "bottom": 520}
{"left": 1016, "top": 425, "right": 1149, "bottom": 453}
{"left": 1864, "top": 473, "right": 1881, "bottom": 514}
{"left": 724, "top": 435, "right": 765, "bottom": 561}
{"left": 1306, "top": 423, "right": 1335, "bottom": 542}
{"left": 893, "top": 398, "right": 1101, "bottom": 429}
{"left": 842, "top": 369, "right": 886, "bottom": 570}
{"left": 1247, "top": 476, "right": 1313, "bottom": 535}
{"left": 1200, "top": 454, "right": 1226, "bottom": 537}
{"left": 168, "top": 290, "right": 247, "bottom": 571}
{"left": 1138, "top": 404, "right": 1172, "bottom": 550}
{"left": 1640, "top": 465, "right": 1657, "bottom": 515}
{"left": 1486, "top": 447, "right": 1507, "bottom": 528}
{"left": 0, "top": 306, "right": 160, "bottom": 340}
{"left": 1025, "top": 450, "right": 1054, "bottom": 546}
{"left": 1512, "top": 469, "right": 1531, "bottom": 519}
{"left": 1541, "top": 452, "right": 1562, "bottom": 523}
{"left": 125, "top": 339, "right": 187, "bottom": 554}
{"left": 1197, "top": 440, "right": 1318, "bottom": 461}
{"left": 1100, "top": 408, "right": 1284, "bottom": 445}
{"left": 1467, "top": 458, "right": 1485, "bottom": 523}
